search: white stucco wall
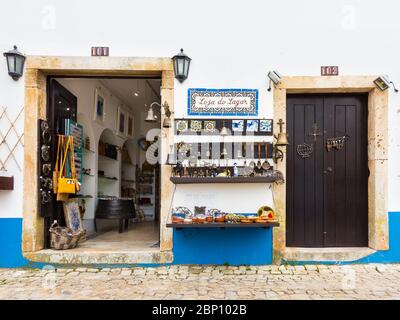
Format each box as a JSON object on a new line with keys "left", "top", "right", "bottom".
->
{"left": 1, "top": 0, "right": 400, "bottom": 218}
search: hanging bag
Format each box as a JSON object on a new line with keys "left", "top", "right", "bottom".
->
{"left": 57, "top": 136, "right": 78, "bottom": 194}
{"left": 53, "top": 135, "right": 64, "bottom": 193}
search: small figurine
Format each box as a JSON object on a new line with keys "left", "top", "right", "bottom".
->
{"left": 174, "top": 161, "right": 184, "bottom": 177}
{"left": 233, "top": 162, "right": 239, "bottom": 177}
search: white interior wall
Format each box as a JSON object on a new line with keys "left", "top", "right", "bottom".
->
{"left": 1, "top": 0, "right": 400, "bottom": 219}
{"left": 56, "top": 79, "right": 153, "bottom": 219}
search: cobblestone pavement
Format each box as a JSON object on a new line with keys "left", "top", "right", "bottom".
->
{"left": 1, "top": 264, "right": 400, "bottom": 300}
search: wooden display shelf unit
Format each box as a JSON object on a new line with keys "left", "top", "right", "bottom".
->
{"left": 170, "top": 176, "right": 280, "bottom": 184}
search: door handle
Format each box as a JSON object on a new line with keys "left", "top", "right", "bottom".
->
{"left": 324, "top": 166, "right": 333, "bottom": 174}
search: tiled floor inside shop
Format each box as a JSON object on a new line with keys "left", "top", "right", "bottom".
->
{"left": 24, "top": 221, "right": 172, "bottom": 265}
{"left": 79, "top": 221, "right": 160, "bottom": 252}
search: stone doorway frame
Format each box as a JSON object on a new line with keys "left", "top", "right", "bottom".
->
{"left": 272, "top": 76, "right": 389, "bottom": 263}
{"left": 22, "top": 56, "right": 175, "bottom": 260}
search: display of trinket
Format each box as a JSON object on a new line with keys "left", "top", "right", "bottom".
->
{"left": 171, "top": 206, "right": 193, "bottom": 224}
{"left": 170, "top": 206, "right": 277, "bottom": 225}
{"left": 190, "top": 120, "right": 202, "bottom": 132}
{"left": 206, "top": 209, "right": 221, "bottom": 222}
{"left": 214, "top": 213, "right": 226, "bottom": 222}
{"left": 205, "top": 214, "right": 214, "bottom": 223}
{"left": 192, "top": 206, "right": 207, "bottom": 223}
{"left": 171, "top": 215, "right": 184, "bottom": 224}
{"left": 203, "top": 120, "right": 216, "bottom": 132}
{"left": 194, "top": 206, "right": 206, "bottom": 215}
{"left": 225, "top": 213, "right": 244, "bottom": 223}
{"left": 256, "top": 205, "right": 276, "bottom": 222}
{"left": 233, "top": 163, "right": 239, "bottom": 177}
{"left": 192, "top": 215, "right": 206, "bottom": 223}
{"left": 172, "top": 206, "right": 193, "bottom": 217}
{"left": 176, "top": 120, "right": 188, "bottom": 132}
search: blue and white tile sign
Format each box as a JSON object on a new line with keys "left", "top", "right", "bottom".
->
{"left": 188, "top": 88, "right": 258, "bottom": 116}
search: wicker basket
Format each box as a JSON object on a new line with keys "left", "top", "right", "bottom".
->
{"left": 49, "top": 221, "right": 83, "bottom": 250}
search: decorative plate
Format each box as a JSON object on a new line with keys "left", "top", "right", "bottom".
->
{"left": 259, "top": 119, "right": 272, "bottom": 133}
{"left": 246, "top": 120, "right": 259, "bottom": 132}
{"left": 232, "top": 120, "right": 244, "bottom": 132}
{"left": 190, "top": 120, "right": 202, "bottom": 132}
{"left": 203, "top": 120, "right": 216, "bottom": 132}
{"left": 176, "top": 120, "right": 188, "bottom": 132}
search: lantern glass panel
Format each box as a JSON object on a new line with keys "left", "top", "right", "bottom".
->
{"left": 6, "top": 55, "right": 15, "bottom": 73}
{"left": 16, "top": 56, "right": 23, "bottom": 74}
{"left": 184, "top": 58, "right": 191, "bottom": 77}
{"left": 177, "top": 58, "right": 184, "bottom": 75}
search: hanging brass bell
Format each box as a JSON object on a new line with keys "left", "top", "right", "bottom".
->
{"left": 163, "top": 117, "right": 172, "bottom": 128}
{"left": 275, "top": 132, "right": 289, "bottom": 146}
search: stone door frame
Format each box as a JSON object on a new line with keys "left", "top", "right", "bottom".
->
{"left": 272, "top": 76, "right": 389, "bottom": 263}
{"left": 22, "top": 56, "right": 175, "bottom": 256}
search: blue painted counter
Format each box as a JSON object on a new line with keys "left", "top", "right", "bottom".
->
{"left": 172, "top": 227, "right": 273, "bottom": 265}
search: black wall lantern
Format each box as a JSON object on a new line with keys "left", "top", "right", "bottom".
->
{"left": 172, "top": 48, "right": 191, "bottom": 83}
{"left": 3, "top": 45, "right": 26, "bottom": 81}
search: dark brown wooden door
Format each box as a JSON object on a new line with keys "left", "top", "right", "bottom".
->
{"left": 286, "top": 94, "right": 368, "bottom": 247}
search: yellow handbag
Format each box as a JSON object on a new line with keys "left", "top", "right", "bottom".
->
{"left": 57, "top": 136, "right": 78, "bottom": 194}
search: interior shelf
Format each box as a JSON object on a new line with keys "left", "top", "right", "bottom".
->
{"left": 170, "top": 176, "right": 280, "bottom": 184}
{"left": 98, "top": 154, "right": 118, "bottom": 162}
{"left": 122, "top": 179, "right": 135, "bottom": 183}
{"left": 75, "top": 195, "right": 94, "bottom": 199}
{"left": 98, "top": 175, "right": 118, "bottom": 181}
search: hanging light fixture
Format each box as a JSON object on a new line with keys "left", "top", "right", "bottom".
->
{"left": 172, "top": 48, "right": 191, "bottom": 83}
{"left": 145, "top": 101, "right": 172, "bottom": 128}
{"left": 3, "top": 45, "right": 26, "bottom": 81}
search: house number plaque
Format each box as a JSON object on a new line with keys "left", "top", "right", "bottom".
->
{"left": 91, "top": 47, "right": 109, "bottom": 56}
{"left": 321, "top": 66, "right": 339, "bottom": 76}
